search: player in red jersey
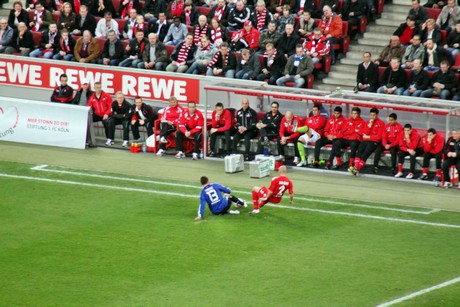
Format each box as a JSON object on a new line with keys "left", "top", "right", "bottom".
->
{"left": 250, "top": 165, "right": 294, "bottom": 214}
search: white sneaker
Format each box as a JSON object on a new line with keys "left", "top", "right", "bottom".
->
{"left": 192, "top": 153, "right": 198, "bottom": 160}
{"left": 235, "top": 199, "right": 247, "bottom": 208}
{"left": 293, "top": 157, "right": 300, "bottom": 164}
{"left": 228, "top": 210, "right": 240, "bottom": 215}
{"left": 156, "top": 135, "right": 160, "bottom": 141}
{"left": 122, "top": 140, "right": 129, "bottom": 147}
{"left": 443, "top": 182, "right": 452, "bottom": 188}
{"left": 133, "top": 138, "right": 142, "bottom": 143}
{"left": 105, "top": 139, "right": 114, "bottom": 146}
{"left": 296, "top": 160, "right": 306, "bottom": 167}
{"left": 249, "top": 209, "right": 260, "bottom": 214}
{"left": 394, "top": 172, "right": 403, "bottom": 178}
{"left": 160, "top": 136, "right": 167, "bottom": 143}
{"left": 276, "top": 155, "right": 285, "bottom": 161}
{"left": 241, "top": 199, "right": 248, "bottom": 208}
{"left": 405, "top": 172, "right": 414, "bottom": 179}
{"left": 175, "top": 151, "right": 185, "bottom": 159}
{"left": 156, "top": 149, "right": 165, "bottom": 156}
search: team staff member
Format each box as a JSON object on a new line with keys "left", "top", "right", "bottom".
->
{"left": 130, "top": 96, "right": 157, "bottom": 143}
{"left": 441, "top": 128, "right": 460, "bottom": 188}
{"left": 195, "top": 176, "right": 247, "bottom": 221}
{"left": 209, "top": 102, "right": 237, "bottom": 157}
{"left": 175, "top": 101, "right": 204, "bottom": 160}
{"left": 107, "top": 91, "right": 132, "bottom": 147}
{"left": 278, "top": 111, "right": 303, "bottom": 164}
{"left": 255, "top": 101, "right": 283, "bottom": 155}
{"left": 394, "top": 124, "right": 424, "bottom": 179}
{"left": 231, "top": 98, "right": 258, "bottom": 161}
{"left": 50, "top": 74, "right": 74, "bottom": 103}
{"left": 250, "top": 165, "right": 293, "bottom": 214}
{"left": 86, "top": 81, "right": 112, "bottom": 142}
{"left": 156, "top": 96, "right": 184, "bottom": 156}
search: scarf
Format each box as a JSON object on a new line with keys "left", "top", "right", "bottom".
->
{"left": 264, "top": 48, "right": 277, "bottom": 67}
{"left": 211, "top": 27, "right": 222, "bottom": 46}
{"left": 214, "top": 6, "right": 225, "bottom": 21}
{"left": 426, "top": 44, "right": 436, "bottom": 66}
{"left": 121, "top": 1, "right": 134, "bottom": 19}
{"left": 33, "top": 10, "right": 43, "bottom": 31}
{"left": 60, "top": 37, "right": 70, "bottom": 52}
{"left": 256, "top": 9, "right": 266, "bottom": 31}
{"left": 194, "top": 24, "right": 208, "bottom": 44}
{"left": 208, "top": 51, "right": 229, "bottom": 68}
{"left": 293, "top": 54, "right": 304, "bottom": 67}
{"left": 177, "top": 43, "right": 191, "bottom": 63}
{"left": 321, "top": 15, "right": 333, "bottom": 32}
{"left": 185, "top": 9, "right": 191, "bottom": 25}
{"left": 135, "top": 39, "right": 146, "bottom": 56}
{"left": 74, "top": 0, "right": 80, "bottom": 13}
{"left": 49, "top": 31, "right": 57, "bottom": 44}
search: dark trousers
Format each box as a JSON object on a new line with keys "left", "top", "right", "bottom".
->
{"left": 397, "top": 148, "right": 424, "bottom": 173}
{"left": 210, "top": 128, "right": 236, "bottom": 154}
{"left": 423, "top": 152, "right": 442, "bottom": 169}
{"left": 256, "top": 128, "right": 279, "bottom": 154}
{"left": 92, "top": 114, "right": 109, "bottom": 138}
{"left": 232, "top": 130, "right": 257, "bottom": 155}
{"left": 107, "top": 118, "right": 130, "bottom": 141}
{"left": 314, "top": 137, "right": 334, "bottom": 161}
{"left": 256, "top": 72, "right": 279, "bottom": 85}
{"left": 328, "top": 139, "right": 360, "bottom": 163}
{"left": 131, "top": 120, "right": 154, "bottom": 140}
{"left": 442, "top": 157, "right": 460, "bottom": 183}
{"left": 356, "top": 141, "right": 379, "bottom": 162}
{"left": 176, "top": 130, "right": 202, "bottom": 154}
{"left": 158, "top": 122, "right": 176, "bottom": 150}
{"left": 374, "top": 144, "right": 399, "bottom": 169}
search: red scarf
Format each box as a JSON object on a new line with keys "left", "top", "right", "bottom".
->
{"left": 33, "top": 10, "right": 43, "bottom": 31}
{"left": 210, "top": 27, "right": 222, "bottom": 45}
{"left": 185, "top": 9, "right": 191, "bottom": 25}
{"left": 208, "top": 51, "right": 229, "bottom": 68}
{"left": 121, "top": 1, "right": 134, "bottom": 19}
{"left": 194, "top": 24, "right": 208, "bottom": 44}
{"left": 214, "top": 6, "right": 225, "bottom": 21}
{"left": 60, "top": 37, "right": 70, "bottom": 52}
{"left": 200, "top": 43, "right": 211, "bottom": 52}
{"left": 74, "top": 0, "right": 80, "bottom": 13}
{"left": 55, "top": 0, "right": 63, "bottom": 11}
{"left": 177, "top": 43, "right": 191, "bottom": 63}
{"left": 256, "top": 9, "right": 266, "bottom": 31}
{"left": 135, "top": 39, "right": 146, "bottom": 56}
{"left": 321, "top": 16, "right": 333, "bottom": 32}
{"left": 133, "top": 23, "right": 144, "bottom": 36}
{"left": 264, "top": 48, "right": 277, "bottom": 67}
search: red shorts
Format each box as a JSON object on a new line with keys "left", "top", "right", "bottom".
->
{"left": 258, "top": 186, "right": 281, "bottom": 205}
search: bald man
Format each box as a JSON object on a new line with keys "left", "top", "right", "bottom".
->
{"left": 250, "top": 165, "right": 294, "bottom": 214}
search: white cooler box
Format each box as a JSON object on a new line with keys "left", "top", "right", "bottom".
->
{"left": 249, "top": 159, "right": 271, "bottom": 178}
{"left": 225, "top": 154, "right": 245, "bottom": 173}
{"left": 255, "top": 154, "right": 276, "bottom": 171}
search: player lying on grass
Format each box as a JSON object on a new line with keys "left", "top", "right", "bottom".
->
{"left": 195, "top": 176, "right": 247, "bottom": 221}
{"left": 250, "top": 165, "right": 294, "bottom": 214}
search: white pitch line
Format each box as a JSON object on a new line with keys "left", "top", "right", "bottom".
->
{"left": 30, "top": 165, "right": 435, "bottom": 215}
{"left": 2, "top": 172, "right": 460, "bottom": 229}
{"left": 376, "top": 276, "right": 460, "bottom": 306}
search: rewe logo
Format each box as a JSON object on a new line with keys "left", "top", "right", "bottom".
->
{"left": 0, "top": 106, "right": 19, "bottom": 139}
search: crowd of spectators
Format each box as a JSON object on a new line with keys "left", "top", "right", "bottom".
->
{"left": 355, "top": 0, "right": 460, "bottom": 100}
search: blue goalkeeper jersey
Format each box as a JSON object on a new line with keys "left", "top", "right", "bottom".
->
{"left": 198, "top": 183, "right": 231, "bottom": 217}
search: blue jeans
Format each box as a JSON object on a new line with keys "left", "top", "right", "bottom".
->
{"left": 30, "top": 49, "right": 54, "bottom": 59}
{"left": 53, "top": 53, "right": 73, "bottom": 60}
{"left": 420, "top": 88, "right": 451, "bottom": 100}
{"left": 276, "top": 75, "right": 305, "bottom": 88}
{"left": 377, "top": 86, "right": 404, "bottom": 95}
{"left": 206, "top": 68, "right": 235, "bottom": 78}
{"left": 186, "top": 62, "right": 207, "bottom": 74}
{"left": 402, "top": 89, "right": 423, "bottom": 96}
{"left": 235, "top": 69, "right": 255, "bottom": 79}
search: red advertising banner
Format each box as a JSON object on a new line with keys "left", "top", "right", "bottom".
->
{"left": 0, "top": 57, "right": 200, "bottom": 103}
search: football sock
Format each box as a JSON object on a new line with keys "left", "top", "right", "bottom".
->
{"left": 296, "top": 126, "right": 309, "bottom": 133}
{"left": 422, "top": 167, "right": 428, "bottom": 174}
{"left": 336, "top": 157, "right": 342, "bottom": 166}
{"left": 436, "top": 169, "right": 442, "bottom": 176}
{"left": 349, "top": 157, "right": 354, "bottom": 166}
{"left": 297, "top": 142, "right": 306, "bottom": 162}
{"left": 229, "top": 195, "right": 243, "bottom": 205}
{"left": 252, "top": 191, "right": 259, "bottom": 210}
{"left": 398, "top": 163, "right": 403, "bottom": 173}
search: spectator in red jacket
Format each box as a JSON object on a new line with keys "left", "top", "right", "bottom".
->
{"left": 50, "top": 73, "right": 74, "bottom": 103}
{"left": 230, "top": 19, "right": 260, "bottom": 51}
{"left": 327, "top": 106, "right": 365, "bottom": 170}
{"left": 373, "top": 113, "right": 403, "bottom": 174}
{"left": 156, "top": 96, "right": 184, "bottom": 156}
{"left": 278, "top": 111, "right": 302, "bottom": 164}
{"left": 394, "top": 124, "right": 424, "bottom": 179}
{"left": 319, "top": 5, "right": 343, "bottom": 64}
{"left": 175, "top": 101, "right": 204, "bottom": 160}
{"left": 304, "top": 28, "right": 331, "bottom": 65}
{"left": 348, "top": 108, "right": 385, "bottom": 175}
{"left": 209, "top": 102, "right": 237, "bottom": 157}
{"left": 313, "top": 106, "right": 346, "bottom": 167}
{"left": 419, "top": 128, "right": 445, "bottom": 180}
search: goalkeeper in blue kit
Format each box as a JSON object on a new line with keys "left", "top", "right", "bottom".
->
{"left": 195, "top": 176, "right": 247, "bottom": 221}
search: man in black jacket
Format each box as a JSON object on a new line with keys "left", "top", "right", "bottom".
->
{"left": 402, "top": 58, "right": 430, "bottom": 96}
{"left": 256, "top": 43, "right": 287, "bottom": 85}
{"left": 441, "top": 128, "right": 460, "bottom": 188}
{"left": 231, "top": 98, "right": 258, "bottom": 160}
{"left": 107, "top": 92, "right": 132, "bottom": 147}
{"left": 420, "top": 60, "right": 457, "bottom": 99}
{"left": 376, "top": 58, "right": 407, "bottom": 95}
{"left": 356, "top": 51, "right": 379, "bottom": 92}
{"left": 98, "top": 29, "right": 125, "bottom": 66}
{"left": 256, "top": 101, "right": 283, "bottom": 155}
{"left": 275, "top": 23, "right": 300, "bottom": 57}
{"left": 130, "top": 96, "right": 158, "bottom": 142}
{"left": 71, "top": 5, "right": 96, "bottom": 36}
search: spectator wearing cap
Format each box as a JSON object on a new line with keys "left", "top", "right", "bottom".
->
{"left": 230, "top": 19, "right": 260, "bottom": 51}
{"left": 72, "top": 78, "right": 94, "bottom": 106}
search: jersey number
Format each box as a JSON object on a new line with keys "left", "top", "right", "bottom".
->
{"left": 275, "top": 185, "right": 285, "bottom": 198}
{"left": 206, "top": 188, "right": 220, "bottom": 204}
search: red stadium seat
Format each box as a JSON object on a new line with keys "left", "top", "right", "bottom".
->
{"left": 166, "top": 44, "right": 175, "bottom": 57}
{"left": 31, "top": 31, "right": 43, "bottom": 47}
{"left": 452, "top": 53, "right": 460, "bottom": 70}
{"left": 196, "top": 6, "right": 211, "bottom": 16}
{"left": 426, "top": 8, "right": 441, "bottom": 20}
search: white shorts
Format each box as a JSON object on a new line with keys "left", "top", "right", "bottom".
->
{"left": 298, "top": 129, "right": 320, "bottom": 145}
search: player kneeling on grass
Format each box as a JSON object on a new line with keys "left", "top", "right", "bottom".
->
{"left": 195, "top": 176, "right": 247, "bottom": 221}
{"left": 250, "top": 165, "right": 294, "bottom": 214}
{"left": 295, "top": 125, "right": 321, "bottom": 167}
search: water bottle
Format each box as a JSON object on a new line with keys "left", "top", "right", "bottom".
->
{"left": 199, "top": 150, "right": 204, "bottom": 159}
{"left": 142, "top": 143, "right": 146, "bottom": 152}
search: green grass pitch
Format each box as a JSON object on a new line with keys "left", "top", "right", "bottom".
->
{"left": 1, "top": 161, "right": 460, "bottom": 306}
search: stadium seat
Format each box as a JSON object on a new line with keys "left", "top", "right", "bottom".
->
{"left": 426, "top": 8, "right": 441, "bottom": 20}
{"left": 31, "top": 31, "right": 43, "bottom": 48}
{"left": 196, "top": 6, "right": 211, "bottom": 16}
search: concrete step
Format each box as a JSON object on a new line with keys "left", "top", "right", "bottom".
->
{"left": 384, "top": 5, "right": 412, "bottom": 14}
{"left": 363, "top": 31, "right": 393, "bottom": 40}
{"left": 341, "top": 51, "right": 367, "bottom": 60}
{"left": 364, "top": 24, "right": 397, "bottom": 34}
{"left": 375, "top": 18, "right": 403, "bottom": 27}
{"left": 348, "top": 44, "right": 383, "bottom": 54}
{"left": 330, "top": 64, "right": 358, "bottom": 73}
{"left": 327, "top": 71, "right": 359, "bottom": 80}
{"left": 392, "top": 0, "right": 411, "bottom": 6}
{"left": 339, "top": 57, "right": 364, "bottom": 65}
{"left": 381, "top": 12, "right": 408, "bottom": 23}
{"left": 321, "top": 77, "right": 356, "bottom": 87}
{"left": 357, "top": 37, "right": 388, "bottom": 46}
